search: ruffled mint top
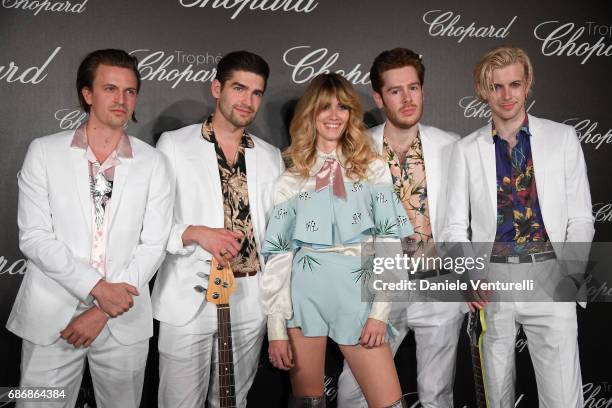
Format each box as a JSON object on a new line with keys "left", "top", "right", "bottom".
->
{"left": 260, "top": 151, "right": 413, "bottom": 341}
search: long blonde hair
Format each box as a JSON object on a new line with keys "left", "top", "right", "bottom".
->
{"left": 284, "top": 73, "right": 375, "bottom": 180}
{"left": 473, "top": 45, "right": 534, "bottom": 102}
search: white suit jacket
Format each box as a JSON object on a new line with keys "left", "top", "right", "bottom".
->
{"left": 442, "top": 114, "right": 595, "bottom": 251}
{"left": 152, "top": 124, "right": 284, "bottom": 326}
{"left": 370, "top": 122, "right": 460, "bottom": 240}
{"left": 7, "top": 130, "right": 174, "bottom": 345}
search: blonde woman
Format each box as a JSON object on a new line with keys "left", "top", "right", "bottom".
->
{"left": 261, "top": 73, "right": 412, "bottom": 408}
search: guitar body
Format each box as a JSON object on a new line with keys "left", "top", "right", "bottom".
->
{"left": 467, "top": 309, "right": 489, "bottom": 408}
{"left": 207, "top": 258, "right": 237, "bottom": 408}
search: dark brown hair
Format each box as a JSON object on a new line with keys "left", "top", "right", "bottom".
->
{"left": 76, "top": 49, "right": 141, "bottom": 122}
{"left": 215, "top": 50, "right": 270, "bottom": 91}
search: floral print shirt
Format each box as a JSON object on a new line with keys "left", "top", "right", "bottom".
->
{"left": 492, "top": 115, "right": 552, "bottom": 256}
{"left": 202, "top": 115, "right": 259, "bottom": 274}
{"left": 383, "top": 131, "right": 433, "bottom": 244}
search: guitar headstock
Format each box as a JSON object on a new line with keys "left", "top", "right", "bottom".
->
{"left": 206, "top": 258, "right": 236, "bottom": 304}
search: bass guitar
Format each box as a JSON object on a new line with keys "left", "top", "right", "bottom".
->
{"left": 207, "top": 257, "right": 237, "bottom": 408}
{"left": 467, "top": 309, "right": 489, "bottom": 408}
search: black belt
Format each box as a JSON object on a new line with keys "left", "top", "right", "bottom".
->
{"left": 408, "top": 268, "right": 452, "bottom": 280}
{"left": 489, "top": 251, "right": 556, "bottom": 264}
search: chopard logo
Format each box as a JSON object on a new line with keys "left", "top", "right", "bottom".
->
{"left": 323, "top": 376, "right": 337, "bottom": 401}
{"left": 458, "top": 96, "right": 536, "bottom": 120}
{"left": 53, "top": 108, "right": 129, "bottom": 130}
{"left": 283, "top": 46, "right": 370, "bottom": 85}
{"left": 172, "top": 50, "right": 222, "bottom": 66}
{"left": 2, "top": 0, "right": 87, "bottom": 15}
{"left": 130, "top": 49, "right": 218, "bottom": 89}
{"left": 563, "top": 118, "right": 612, "bottom": 150}
{"left": 534, "top": 21, "right": 612, "bottom": 64}
{"left": 585, "top": 22, "right": 612, "bottom": 38}
{"left": 583, "top": 382, "right": 612, "bottom": 407}
{"left": 422, "top": 10, "right": 516, "bottom": 43}
{"left": 0, "top": 256, "right": 27, "bottom": 276}
{"left": 0, "top": 46, "right": 61, "bottom": 84}
{"left": 177, "top": 0, "right": 318, "bottom": 20}
{"left": 54, "top": 108, "right": 88, "bottom": 130}
{"left": 515, "top": 336, "right": 528, "bottom": 353}
{"left": 592, "top": 203, "right": 612, "bottom": 222}
{"left": 585, "top": 274, "right": 612, "bottom": 301}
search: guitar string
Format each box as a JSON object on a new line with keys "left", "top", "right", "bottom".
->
{"left": 220, "top": 169, "right": 238, "bottom": 404}
{"left": 219, "top": 256, "right": 234, "bottom": 402}
{"left": 215, "top": 151, "right": 240, "bottom": 406}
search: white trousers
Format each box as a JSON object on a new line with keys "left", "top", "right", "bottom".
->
{"left": 482, "top": 261, "right": 583, "bottom": 408}
{"left": 158, "top": 275, "right": 266, "bottom": 408}
{"left": 18, "top": 323, "right": 148, "bottom": 408}
{"left": 337, "top": 301, "right": 465, "bottom": 408}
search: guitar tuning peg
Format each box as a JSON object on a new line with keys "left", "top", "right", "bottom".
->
{"left": 196, "top": 272, "right": 208, "bottom": 279}
{"left": 194, "top": 285, "right": 207, "bottom": 294}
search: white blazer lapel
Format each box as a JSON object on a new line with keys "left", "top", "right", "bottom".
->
{"left": 70, "top": 147, "right": 92, "bottom": 235}
{"left": 527, "top": 116, "right": 547, "bottom": 207}
{"left": 477, "top": 127, "right": 497, "bottom": 222}
{"left": 369, "top": 123, "right": 385, "bottom": 155}
{"left": 201, "top": 139, "right": 224, "bottom": 224}
{"left": 419, "top": 124, "right": 440, "bottom": 235}
{"left": 107, "top": 157, "right": 132, "bottom": 230}
{"left": 245, "top": 145, "right": 259, "bottom": 242}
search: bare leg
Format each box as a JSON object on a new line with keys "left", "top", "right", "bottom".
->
{"left": 339, "top": 343, "right": 402, "bottom": 408}
{"left": 288, "top": 328, "right": 327, "bottom": 397}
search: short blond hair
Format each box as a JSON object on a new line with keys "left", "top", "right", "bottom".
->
{"left": 473, "top": 45, "right": 534, "bottom": 101}
{"left": 284, "top": 73, "right": 375, "bottom": 180}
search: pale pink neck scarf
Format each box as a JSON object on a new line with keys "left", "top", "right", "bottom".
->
{"left": 315, "top": 158, "right": 347, "bottom": 200}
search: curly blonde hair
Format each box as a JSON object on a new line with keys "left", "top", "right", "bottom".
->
{"left": 284, "top": 73, "right": 375, "bottom": 180}
{"left": 473, "top": 45, "right": 534, "bottom": 102}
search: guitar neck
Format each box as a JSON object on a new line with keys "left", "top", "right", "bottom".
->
{"left": 469, "top": 309, "right": 488, "bottom": 408}
{"left": 217, "top": 304, "right": 236, "bottom": 408}
{"left": 470, "top": 342, "right": 487, "bottom": 408}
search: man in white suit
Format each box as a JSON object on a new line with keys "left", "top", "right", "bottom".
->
{"left": 337, "top": 48, "right": 466, "bottom": 408}
{"left": 443, "top": 45, "right": 594, "bottom": 407}
{"left": 152, "top": 51, "right": 284, "bottom": 408}
{"left": 7, "top": 49, "right": 174, "bottom": 407}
